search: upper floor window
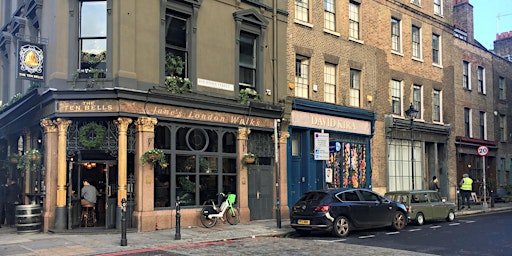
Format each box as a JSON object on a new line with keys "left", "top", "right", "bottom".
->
{"left": 432, "top": 34, "right": 441, "bottom": 65}
{"left": 464, "top": 107, "right": 472, "bottom": 137}
{"left": 350, "top": 69, "right": 361, "bottom": 107}
{"left": 239, "top": 32, "right": 257, "bottom": 88}
{"left": 434, "top": 0, "right": 443, "bottom": 16}
{"left": 324, "top": 63, "right": 336, "bottom": 103}
{"left": 433, "top": 89, "right": 442, "bottom": 122}
{"left": 295, "top": 0, "right": 309, "bottom": 23}
{"left": 500, "top": 115, "right": 506, "bottom": 142}
{"left": 391, "top": 18, "right": 402, "bottom": 53}
{"left": 324, "top": 0, "right": 336, "bottom": 31}
{"left": 499, "top": 76, "right": 506, "bottom": 100}
{"left": 79, "top": 0, "right": 107, "bottom": 72}
{"left": 462, "top": 61, "right": 470, "bottom": 89}
{"left": 166, "top": 11, "right": 189, "bottom": 78}
{"left": 413, "top": 85, "right": 422, "bottom": 119}
{"left": 349, "top": 2, "right": 360, "bottom": 40}
{"left": 411, "top": 0, "right": 421, "bottom": 6}
{"left": 391, "top": 79, "right": 402, "bottom": 115}
{"left": 479, "top": 111, "right": 487, "bottom": 140}
{"left": 477, "top": 66, "right": 486, "bottom": 94}
{"left": 295, "top": 55, "right": 310, "bottom": 98}
{"left": 412, "top": 26, "right": 421, "bottom": 59}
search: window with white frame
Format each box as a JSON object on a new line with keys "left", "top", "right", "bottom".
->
{"left": 477, "top": 66, "right": 486, "bottom": 94}
{"left": 464, "top": 107, "right": 472, "bottom": 137}
{"left": 479, "top": 111, "right": 487, "bottom": 140}
{"left": 295, "top": 0, "right": 309, "bottom": 23}
{"left": 463, "top": 61, "right": 470, "bottom": 89}
{"left": 391, "top": 18, "right": 402, "bottom": 53}
{"left": 411, "top": 0, "right": 421, "bottom": 6}
{"left": 433, "top": 89, "right": 442, "bottom": 122}
{"left": 79, "top": 0, "right": 107, "bottom": 72}
{"left": 388, "top": 139, "right": 422, "bottom": 191}
{"left": 499, "top": 76, "right": 506, "bottom": 100}
{"left": 295, "top": 56, "right": 309, "bottom": 98}
{"left": 412, "top": 26, "right": 421, "bottom": 59}
{"left": 324, "top": 63, "right": 336, "bottom": 103}
{"left": 413, "top": 85, "right": 422, "bottom": 119}
{"left": 432, "top": 34, "right": 441, "bottom": 65}
{"left": 500, "top": 115, "right": 506, "bottom": 142}
{"left": 324, "top": 0, "right": 335, "bottom": 31}
{"left": 350, "top": 69, "right": 361, "bottom": 107}
{"left": 349, "top": 1, "right": 360, "bottom": 40}
{"left": 434, "top": 0, "right": 443, "bottom": 15}
{"left": 392, "top": 79, "right": 402, "bottom": 115}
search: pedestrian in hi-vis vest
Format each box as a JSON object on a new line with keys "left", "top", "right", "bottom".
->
{"left": 459, "top": 174, "right": 473, "bottom": 209}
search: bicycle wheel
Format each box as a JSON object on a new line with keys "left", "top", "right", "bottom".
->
{"left": 226, "top": 206, "right": 240, "bottom": 225}
{"left": 200, "top": 206, "right": 217, "bottom": 228}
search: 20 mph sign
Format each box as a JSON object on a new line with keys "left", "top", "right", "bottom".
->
{"left": 477, "top": 145, "right": 489, "bottom": 156}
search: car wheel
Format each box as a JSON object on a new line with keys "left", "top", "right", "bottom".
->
{"left": 392, "top": 211, "right": 406, "bottom": 231}
{"left": 296, "top": 230, "right": 311, "bottom": 236}
{"left": 332, "top": 216, "right": 350, "bottom": 237}
{"left": 446, "top": 210, "right": 455, "bottom": 222}
{"left": 415, "top": 213, "right": 425, "bottom": 226}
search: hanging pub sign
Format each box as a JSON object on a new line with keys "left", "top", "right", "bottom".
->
{"left": 17, "top": 41, "right": 45, "bottom": 81}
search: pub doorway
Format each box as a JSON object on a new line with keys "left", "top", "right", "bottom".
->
{"left": 68, "top": 160, "right": 118, "bottom": 230}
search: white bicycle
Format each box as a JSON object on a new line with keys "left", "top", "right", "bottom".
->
{"left": 200, "top": 193, "right": 240, "bottom": 228}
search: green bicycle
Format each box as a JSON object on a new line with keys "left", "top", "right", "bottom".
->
{"left": 200, "top": 193, "right": 240, "bottom": 228}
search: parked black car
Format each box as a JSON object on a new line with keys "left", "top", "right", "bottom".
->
{"left": 290, "top": 188, "right": 408, "bottom": 237}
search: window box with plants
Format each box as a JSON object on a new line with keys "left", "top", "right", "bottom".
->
{"left": 140, "top": 148, "right": 168, "bottom": 168}
{"left": 239, "top": 88, "right": 261, "bottom": 105}
{"left": 164, "top": 53, "right": 191, "bottom": 93}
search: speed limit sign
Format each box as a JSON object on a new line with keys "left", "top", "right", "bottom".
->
{"left": 477, "top": 145, "right": 489, "bottom": 156}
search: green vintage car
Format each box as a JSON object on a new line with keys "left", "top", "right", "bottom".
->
{"left": 385, "top": 190, "right": 456, "bottom": 226}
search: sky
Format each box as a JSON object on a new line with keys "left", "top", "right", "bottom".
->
{"left": 472, "top": 0, "right": 512, "bottom": 50}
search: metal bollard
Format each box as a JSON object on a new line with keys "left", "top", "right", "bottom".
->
{"left": 175, "top": 196, "right": 181, "bottom": 240}
{"left": 490, "top": 190, "right": 495, "bottom": 208}
{"left": 121, "top": 198, "right": 127, "bottom": 246}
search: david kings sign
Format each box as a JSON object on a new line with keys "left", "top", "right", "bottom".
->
{"left": 17, "top": 41, "right": 45, "bottom": 81}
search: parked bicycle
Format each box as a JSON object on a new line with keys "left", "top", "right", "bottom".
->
{"left": 200, "top": 192, "right": 240, "bottom": 228}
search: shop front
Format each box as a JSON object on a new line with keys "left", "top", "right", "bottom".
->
{"left": 0, "top": 88, "right": 282, "bottom": 232}
{"left": 286, "top": 99, "right": 376, "bottom": 206}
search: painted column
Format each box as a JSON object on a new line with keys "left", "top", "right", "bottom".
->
{"left": 133, "top": 117, "right": 157, "bottom": 232}
{"left": 22, "top": 129, "right": 31, "bottom": 205}
{"left": 114, "top": 117, "right": 132, "bottom": 228}
{"left": 278, "top": 131, "right": 290, "bottom": 219}
{"left": 40, "top": 119, "right": 58, "bottom": 232}
{"left": 54, "top": 118, "right": 72, "bottom": 230}
{"left": 237, "top": 127, "right": 250, "bottom": 222}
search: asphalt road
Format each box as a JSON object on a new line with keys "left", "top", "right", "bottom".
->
{"left": 292, "top": 210, "right": 512, "bottom": 256}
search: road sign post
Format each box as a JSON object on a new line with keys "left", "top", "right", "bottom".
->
{"left": 477, "top": 146, "right": 489, "bottom": 209}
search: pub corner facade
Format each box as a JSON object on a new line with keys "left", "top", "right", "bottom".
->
{"left": 0, "top": 0, "right": 289, "bottom": 232}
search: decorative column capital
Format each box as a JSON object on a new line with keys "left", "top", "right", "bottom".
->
{"left": 55, "top": 118, "right": 72, "bottom": 134}
{"left": 134, "top": 117, "right": 157, "bottom": 132}
{"left": 114, "top": 117, "right": 133, "bottom": 133}
{"left": 40, "top": 118, "right": 58, "bottom": 133}
{"left": 238, "top": 127, "right": 251, "bottom": 140}
{"left": 279, "top": 132, "right": 290, "bottom": 144}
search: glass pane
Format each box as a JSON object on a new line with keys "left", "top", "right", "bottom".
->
{"left": 177, "top": 155, "right": 195, "bottom": 173}
{"left": 222, "top": 158, "right": 237, "bottom": 173}
{"left": 155, "top": 126, "right": 171, "bottom": 149}
{"left": 240, "top": 33, "right": 255, "bottom": 66}
{"left": 80, "top": 39, "right": 106, "bottom": 70}
{"left": 200, "top": 157, "right": 217, "bottom": 173}
{"left": 177, "top": 175, "right": 197, "bottom": 206}
{"left": 222, "top": 175, "right": 237, "bottom": 200}
{"left": 166, "top": 14, "right": 187, "bottom": 48}
{"left": 222, "top": 132, "right": 236, "bottom": 153}
{"left": 199, "top": 175, "right": 218, "bottom": 204}
{"left": 80, "top": 1, "right": 107, "bottom": 37}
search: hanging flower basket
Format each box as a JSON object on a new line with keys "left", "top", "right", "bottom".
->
{"left": 241, "top": 152, "right": 258, "bottom": 166}
{"left": 17, "top": 149, "right": 42, "bottom": 172}
{"left": 141, "top": 148, "right": 168, "bottom": 168}
{"left": 9, "top": 154, "right": 20, "bottom": 164}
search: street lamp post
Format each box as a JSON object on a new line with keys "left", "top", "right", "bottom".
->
{"left": 405, "top": 103, "right": 419, "bottom": 190}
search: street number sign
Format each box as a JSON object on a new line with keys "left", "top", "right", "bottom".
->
{"left": 477, "top": 145, "right": 489, "bottom": 156}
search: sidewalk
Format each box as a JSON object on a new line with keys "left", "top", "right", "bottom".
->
{"left": 0, "top": 202, "right": 510, "bottom": 256}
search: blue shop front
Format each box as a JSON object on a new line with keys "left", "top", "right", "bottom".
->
{"left": 287, "top": 99, "right": 376, "bottom": 205}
